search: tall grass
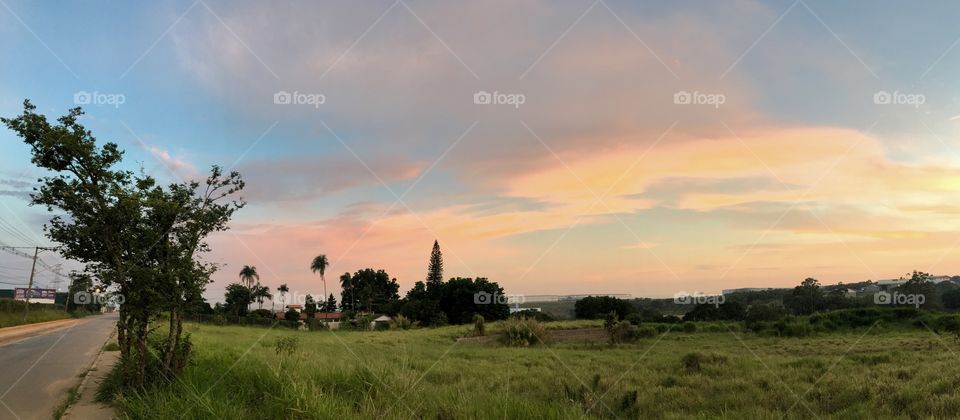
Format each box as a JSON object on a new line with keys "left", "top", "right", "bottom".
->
{"left": 107, "top": 320, "right": 960, "bottom": 419}
{"left": 0, "top": 298, "right": 77, "bottom": 328}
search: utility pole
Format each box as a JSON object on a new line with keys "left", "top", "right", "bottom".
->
{"left": 22, "top": 246, "right": 39, "bottom": 322}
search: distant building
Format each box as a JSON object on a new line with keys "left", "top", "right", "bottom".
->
{"left": 511, "top": 307, "right": 541, "bottom": 313}
{"left": 721, "top": 287, "right": 788, "bottom": 295}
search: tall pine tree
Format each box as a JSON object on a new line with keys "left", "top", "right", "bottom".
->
{"left": 426, "top": 240, "right": 444, "bottom": 285}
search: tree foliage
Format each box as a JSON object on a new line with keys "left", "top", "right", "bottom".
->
{"left": 3, "top": 101, "right": 244, "bottom": 387}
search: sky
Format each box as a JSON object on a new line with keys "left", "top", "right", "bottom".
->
{"left": 2, "top": 0, "right": 960, "bottom": 302}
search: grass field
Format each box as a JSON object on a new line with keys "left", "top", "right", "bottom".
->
{"left": 108, "top": 320, "right": 960, "bottom": 419}
{"left": 0, "top": 299, "right": 74, "bottom": 328}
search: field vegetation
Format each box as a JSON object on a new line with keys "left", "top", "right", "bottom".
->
{"left": 99, "top": 313, "right": 960, "bottom": 419}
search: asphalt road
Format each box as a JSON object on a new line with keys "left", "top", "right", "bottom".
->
{"left": 0, "top": 313, "right": 117, "bottom": 420}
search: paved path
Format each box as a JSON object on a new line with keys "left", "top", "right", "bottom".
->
{"left": 0, "top": 313, "right": 117, "bottom": 420}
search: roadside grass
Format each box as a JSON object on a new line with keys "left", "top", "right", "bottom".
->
{"left": 52, "top": 368, "right": 92, "bottom": 420}
{"left": 0, "top": 298, "right": 95, "bottom": 328}
{"left": 109, "top": 321, "right": 960, "bottom": 419}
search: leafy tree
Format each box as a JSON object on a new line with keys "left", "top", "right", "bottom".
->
{"left": 252, "top": 284, "right": 272, "bottom": 310}
{"left": 942, "top": 288, "right": 960, "bottom": 310}
{"left": 426, "top": 240, "right": 443, "bottom": 285}
{"left": 899, "top": 271, "right": 939, "bottom": 309}
{"left": 339, "top": 268, "right": 400, "bottom": 313}
{"left": 3, "top": 101, "right": 243, "bottom": 386}
{"left": 305, "top": 294, "right": 317, "bottom": 315}
{"left": 311, "top": 254, "right": 329, "bottom": 305}
{"left": 574, "top": 296, "right": 637, "bottom": 320}
{"left": 66, "top": 272, "right": 95, "bottom": 312}
{"left": 399, "top": 281, "right": 441, "bottom": 325}
{"left": 437, "top": 277, "right": 509, "bottom": 324}
{"left": 224, "top": 283, "right": 253, "bottom": 318}
{"left": 684, "top": 302, "right": 745, "bottom": 321}
{"left": 239, "top": 265, "right": 259, "bottom": 288}
{"left": 285, "top": 308, "right": 300, "bottom": 322}
{"left": 785, "top": 278, "right": 823, "bottom": 315}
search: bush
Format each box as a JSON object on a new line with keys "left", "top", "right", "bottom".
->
{"left": 681, "top": 322, "right": 697, "bottom": 333}
{"left": 472, "top": 314, "right": 485, "bottom": 336}
{"left": 500, "top": 317, "right": 549, "bottom": 347}
{"left": 390, "top": 314, "right": 413, "bottom": 330}
{"left": 510, "top": 309, "right": 553, "bottom": 322}
{"left": 681, "top": 352, "right": 728, "bottom": 373}
{"left": 249, "top": 309, "right": 273, "bottom": 318}
{"left": 274, "top": 337, "right": 299, "bottom": 356}
{"left": 284, "top": 309, "right": 300, "bottom": 322}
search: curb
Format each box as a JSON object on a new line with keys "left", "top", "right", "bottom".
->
{"left": 61, "top": 332, "right": 117, "bottom": 420}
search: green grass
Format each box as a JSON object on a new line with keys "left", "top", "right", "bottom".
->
{"left": 0, "top": 307, "right": 72, "bottom": 328}
{"left": 111, "top": 321, "right": 960, "bottom": 419}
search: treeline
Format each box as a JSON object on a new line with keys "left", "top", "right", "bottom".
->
{"left": 216, "top": 240, "right": 511, "bottom": 327}
{"left": 574, "top": 271, "right": 960, "bottom": 337}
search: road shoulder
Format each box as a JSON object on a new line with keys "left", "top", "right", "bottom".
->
{"left": 61, "top": 338, "right": 119, "bottom": 420}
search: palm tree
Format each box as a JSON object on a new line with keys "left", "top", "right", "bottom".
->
{"left": 310, "top": 255, "right": 329, "bottom": 311}
{"left": 239, "top": 265, "right": 259, "bottom": 289}
{"left": 252, "top": 285, "right": 272, "bottom": 310}
{"left": 278, "top": 284, "right": 289, "bottom": 311}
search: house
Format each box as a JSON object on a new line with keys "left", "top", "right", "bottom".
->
{"left": 285, "top": 304, "right": 304, "bottom": 312}
{"left": 369, "top": 315, "right": 391, "bottom": 330}
{"left": 313, "top": 312, "right": 342, "bottom": 321}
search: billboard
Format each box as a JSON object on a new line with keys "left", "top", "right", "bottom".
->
{"left": 14, "top": 288, "right": 57, "bottom": 300}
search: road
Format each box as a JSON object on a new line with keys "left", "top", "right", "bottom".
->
{"left": 0, "top": 313, "right": 117, "bottom": 420}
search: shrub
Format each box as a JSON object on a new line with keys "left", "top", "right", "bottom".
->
{"left": 472, "top": 314, "right": 485, "bottom": 336}
{"left": 274, "top": 336, "right": 299, "bottom": 356}
{"left": 211, "top": 314, "right": 226, "bottom": 326}
{"left": 249, "top": 309, "right": 273, "bottom": 318}
{"left": 606, "top": 321, "right": 635, "bottom": 344}
{"left": 681, "top": 352, "right": 727, "bottom": 373}
{"left": 510, "top": 309, "right": 554, "bottom": 322}
{"left": 624, "top": 313, "right": 642, "bottom": 326}
{"left": 500, "top": 317, "right": 549, "bottom": 347}
{"left": 284, "top": 309, "right": 300, "bottom": 322}
{"left": 390, "top": 314, "right": 413, "bottom": 330}
{"left": 636, "top": 326, "right": 657, "bottom": 338}
{"left": 681, "top": 322, "right": 697, "bottom": 333}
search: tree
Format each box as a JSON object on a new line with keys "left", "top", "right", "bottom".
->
{"left": 252, "top": 284, "right": 272, "bottom": 310}
{"left": 305, "top": 294, "right": 317, "bottom": 316}
{"left": 339, "top": 272, "right": 355, "bottom": 312}
{"left": 574, "top": 296, "right": 637, "bottom": 320}
{"left": 239, "top": 265, "right": 259, "bottom": 288}
{"left": 437, "top": 277, "right": 509, "bottom": 324}
{"left": 278, "top": 283, "right": 289, "bottom": 310}
{"left": 338, "top": 268, "right": 399, "bottom": 313}
{"left": 785, "top": 278, "right": 823, "bottom": 315}
{"left": 324, "top": 293, "right": 337, "bottom": 313}
{"left": 426, "top": 240, "right": 443, "bottom": 285}
{"left": 224, "top": 283, "right": 254, "bottom": 317}
{"left": 3, "top": 101, "right": 244, "bottom": 387}
{"left": 899, "top": 271, "right": 939, "bottom": 309}
{"left": 311, "top": 254, "right": 329, "bottom": 307}
{"left": 66, "top": 272, "right": 95, "bottom": 312}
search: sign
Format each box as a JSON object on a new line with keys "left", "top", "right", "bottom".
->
{"left": 14, "top": 288, "right": 57, "bottom": 300}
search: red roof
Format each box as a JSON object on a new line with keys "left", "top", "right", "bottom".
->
{"left": 314, "top": 312, "right": 342, "bottom": 320}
